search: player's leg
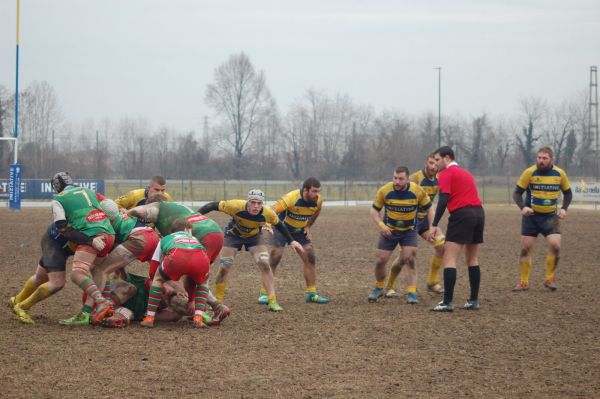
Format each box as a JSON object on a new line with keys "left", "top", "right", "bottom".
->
{"left": 432, "top": 240, "right": 463, "bottom": 310}
{"left": 544, "top": 233, "right": 561, "bottom": 290}
{"left": 214, "top": 246, "right": 237, "bottom": 301}
{"left": 250, "top": 244, "right": 282, "bottom": 312}
{"left": 141, "top": 272, "right": 166, "bottom": 328}
{"left": 300, "top": 243, "right": 329, "bottom": 304}
{"left": 369, "top": 238, "right": 394, "bottom": 302}
{"left": 425, "top": 231, "right": 445, "bottom": 294}
{"left": 463, "top": 243, "right": 482, "bottom": 309}
{"left": 400, "top": 246, "right": 418, "bottom": 304}
{"left": 384, "top": 255, "right": 402, "bottom": 297}
{"left": 514, "top": 236, "right": 536, "bottom": 291}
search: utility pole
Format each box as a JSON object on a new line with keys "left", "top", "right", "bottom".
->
{"left": 434, "top": 67, "right": 442, "bottom": 148}
{"left": 589, "top": 66, "right": 598, "bottom": 179}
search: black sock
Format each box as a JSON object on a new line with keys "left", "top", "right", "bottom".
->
{"left": 468, "top": 265, "right": 481, "bottom": 301}
{"left": 443, "top": 268, "right": 456, "bottom": 304}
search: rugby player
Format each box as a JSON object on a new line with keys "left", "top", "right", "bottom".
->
{"left": 115, "top": 175, "right": 173, "bottom": 209}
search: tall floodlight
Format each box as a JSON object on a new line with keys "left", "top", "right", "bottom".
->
{"left": 589, "top": 66, "right": 598, "bottom": 179}
{"left": 434, "top": 67, "right": 442, "bottom": 148}
{"left": 8, "top": 0, "right": 22, "bottom": 210}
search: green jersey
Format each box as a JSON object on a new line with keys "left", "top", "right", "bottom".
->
{"left": 160, "top": 231, "right": 205, "bottom": 254}
{"left": 157, "top": 202, "right": 222, "bottom": 240}
{"left": 53, "top": 186, "right": 114, "bottom": 237}
{"left": 122, "top": 273, "right": 149, "bottom": 321}
{"left": 111, "top": 213, "right": 145, "bottom": 244}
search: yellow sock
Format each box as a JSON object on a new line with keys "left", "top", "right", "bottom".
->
{"left": 520, "top": 260, "right": 532, "bottom": 284}
{"left": 376, "top": 280, "right": 385, "bottom": 289}
{"left": 407, "top": 285, "right": 417, "bottom": 294}
{"left": 546, "top": 255, "right": 556, "bottom": 280}
{"left": 386, "top": 267, "right": 401, "bottom": 290}
{"left": 306, "top": 285, "right": 317, "bottom": 293}
{"left": 259, "top": 287, "right": 267, "bottom": 295}
{"left": 19, "top": 283, "right": 51, "bottom": 310}
{"left": 215, "top": 283, "right": 227, "bottom": 301}
{"left": 268, "top": 293, "right": 277, "bottom": 302}
{"left": 15, "top": 277, "right": 38, "bottom": 304}
{"left": 428, "top": 256, "right": 443, "bottom": 285}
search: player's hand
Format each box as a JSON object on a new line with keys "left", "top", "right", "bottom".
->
{"left": 263, "top": 223, "right": 274, "bottom": 234}
{"left": 91, "top": 236, "right": 106, "bottom": 251}
{"left": 558, "top": 208, "right": 567, "bottom": 219}
{"left": 290, "top": 240, "right": 305, "bottom": 253}
{"left": 521, "top": 206, "right": 534, "bottom": 216}
{"left": 380, "top": 225, "right": 393, "bottom": 238}
{"left": 428, "top": 227, "right": 439, "bottom": 242}
{"left": 304, "top": 226, "right": 312, "bottom": 241}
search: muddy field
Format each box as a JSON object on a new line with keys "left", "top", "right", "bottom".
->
{"left": 1, "top": 206, "right": 599, "bottom": 398}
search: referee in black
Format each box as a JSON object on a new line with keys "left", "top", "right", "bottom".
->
{"left": 429, "top": 146, "right": 485, "bottom": 312}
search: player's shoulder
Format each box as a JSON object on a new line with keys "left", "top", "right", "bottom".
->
{"left": 552, "top": 165, "right": 568, "bottom": 176}
{"left": 409, "top": 170, "right": 423, "bottom": 182}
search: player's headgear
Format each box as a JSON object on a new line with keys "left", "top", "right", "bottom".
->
{"left": 99, "top": 199, "right": 120, "bottom": 222}
{"left": 51, "top": 172, "right": 73, "bottom": 193}
{"left": 247, "top": 189, "right": 265, "bottom": 202}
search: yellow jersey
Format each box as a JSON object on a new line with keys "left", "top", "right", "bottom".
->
{"left": 219, "top": 199, "right": 280, "bottom": 238}
{"left": 373, "top": 182, "right": 431, "bottom": 231}
{"left": 115, "top": 188, "right": 173, "bottom": 209}
{"left": 517, "top": 165, "right": 570, "bottom": 214}
{"left": 409, "top": 169, "right": 438, "bottom": 220}
{"left": 274, "top": 189, "right": 323, "bottom": 234}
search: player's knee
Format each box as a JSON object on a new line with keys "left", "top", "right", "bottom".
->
{"left": 219, "top": 256, "right": 234, "bottom": 270}
{"left": 254, "top": 251, "right": 270, "bottom": 271}
{"left": 306, "top": 251, "right": 316, "bottom": 265}
{"left": 520, "top": 248, "right": 530, "bottom": 257}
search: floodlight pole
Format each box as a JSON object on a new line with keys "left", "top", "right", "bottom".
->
{"left": 434, "top": 67, "right": 442, "bottom": 148}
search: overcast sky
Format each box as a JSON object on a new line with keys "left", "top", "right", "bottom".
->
{"left": 1, "top": 0, "right": 598, "bottom": 132}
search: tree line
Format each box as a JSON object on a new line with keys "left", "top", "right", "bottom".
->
{"left": 0, "top": 53, "right": 596, "bottom": 180}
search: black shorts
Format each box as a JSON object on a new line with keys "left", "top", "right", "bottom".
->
{"left": 272, "top": 228, "right": 311, "bottom": 247}
{"left": 521, "top": 213, "right": 560, "bottom": 237}
{"left": 39, "top": 225, "right": 74, "bottom": 273}
{"left": 446, "top": 206, "right": 485, "bottom": 244}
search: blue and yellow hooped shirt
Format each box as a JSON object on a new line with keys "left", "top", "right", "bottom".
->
{"left": 410, "top": 169, "right": 438, "bottom": 220}
{"left": 517, "top": 165, "right": 570, "bottom": 214}
{"left": 373, "top": 182, "right": 431, "bottom": 232}
{"left": 274, "top": 189, "right": 322, "bottom": 234}
{"left": 219, "top": 199, "right": 280, "bottom": 238}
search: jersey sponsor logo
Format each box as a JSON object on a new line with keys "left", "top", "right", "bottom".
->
{"left": 287, "top": 212, "right": 310, "bottom": 222}
{"left": 235, "top": 224, "right": 254, "bottom": 233}
{"left": 530, "top": 184, "right": 560, "bottom": 192}
{"left": 187, "top": 214, "right": 208, "bottom": 223}
{"left": 174, "top": 237, "right": 199, "bottom": 245}
{"left": 386, "top": 205, "right": 417, "bottom": 213}
{"left": 86, "top": 209, "right": 108, "bottom": 223}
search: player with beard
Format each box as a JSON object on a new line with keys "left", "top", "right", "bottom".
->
{"left": 512, "top": 147, "right": 572, "bottom": 292}
{"left": 368, "top": 166, "right": 434, "bottom": 304}
{"left": 385, "top": 154, "right": 446, "bottom": 297}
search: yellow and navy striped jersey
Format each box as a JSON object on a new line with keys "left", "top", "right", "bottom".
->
{"left": 115, "top": 188, "right": 173, "bottom": 209}
{"left": 517, "top": 165, "right": 570, "bottom": 214}
{"left": 410, "top": 169, "right": 438, "bottom": 219}
{"left": 373, "top": 182, "right": 431, "bottom": 231}
{"left": 274, "top": 189, "right": 323, "bottom": 234}
{"left": 219, "top": 199, "right": 280, "bottom": 238}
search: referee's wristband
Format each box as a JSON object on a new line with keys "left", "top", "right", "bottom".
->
{"left": 377, "top": 221, "right": 386, "bottom": 229}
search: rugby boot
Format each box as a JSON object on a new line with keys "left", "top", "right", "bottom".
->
{"left": 462, "top": 300, "right": 480, "bottom": 310}
{"left": 543, "top": 278, "right": 557, "bottom": 291}
{"left": 305, "top": 292, "right": 330, "bottom": 304}
{"left": 406, "top": 292, "right": 419, "bottom": 304}
{"left": 267, "top": 300, "right": 283, "bottom": 312}
{"left": 13, "top": 304, "right": 34, "bottom": 324}
{"left": 367, "top": 287, "right": 384, "bottom": 302}
{"left": 512, "top": 281, "right": 529, "bottom": 292}
{"left": 384, "top": 288, "right": 399, "bottom": 298}
{"left": 90, "top": 301, "right": 114, "bottom": 325}
{"left": 140, "top": 316, "right": 155, "bottom": 328}
{"left": 59, "top": 311, "right": 90, "bottom": 326}
{"left": 427, "top": 283, "right": 445, "bottom": 294}
{"left": 431, "top": 301, "right": 454, "bottom": 312}
{"left": 257, "top": 292, "right": 269, "bottom": 305}
{"left": 192, "top": 315, "right": 209, "bottom": 328}
{"left": 8, "top": 296, "right": 17, "bottom": 309}
{"left": 210, "top": 303, "right": 231, "bottom": 325}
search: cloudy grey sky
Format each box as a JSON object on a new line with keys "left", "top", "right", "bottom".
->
{"left": 1, "top": 0, "right": 598, "bottom": 132}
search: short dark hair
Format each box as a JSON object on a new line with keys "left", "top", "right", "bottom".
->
{"left": 171, "top": 218, "right": 192, "bottom": 233}
{"left": 434, "top": 146, "right": 455, "bottom": 160}
{"left": 150, "top": 175, "right": 166, "bottom": 186}
{"left": 537, "top": 146, "right": 554, "bottom": 158}
{"left": 302, "top": 177, "right": 321, "bottom": 191}
{"left": 394, "top": 166, "right": 410, "bottom": 176}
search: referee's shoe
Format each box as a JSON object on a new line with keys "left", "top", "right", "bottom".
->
{"left": 431, "top": 301, "right": 453, "bottom": 312}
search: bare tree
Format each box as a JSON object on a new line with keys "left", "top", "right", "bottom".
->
{"left": 205, "top": 52, "right": 275, "bottom": 178}
{"left": 516, "top": 97, "right": 546, "bottom": 166}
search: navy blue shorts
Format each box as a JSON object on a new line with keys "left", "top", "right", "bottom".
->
{"left": 272, "top": 228, "right": 311, "bottom": 247}
{"left": 223, "top": 232, "right": 263, "bottom": 251}
{"left": 521, "top": 213, "right": 560, "bottom": 237}
{"left": 416, "top": 216, "right": 430, "bottom": 236}
{"left": 377, "top": 229, "right": 418, "bottom": 251}
{"left": 39, "top": 224, "right": 74, "bottom": 273}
